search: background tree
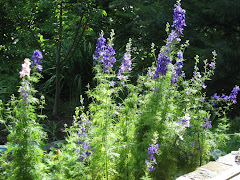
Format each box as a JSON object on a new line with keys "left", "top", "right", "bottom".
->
{"left": 1, "top": 0, "right": 106, "bottom": 116}
{"left": 1, "top": 0, "right": 240, "bottom": 118}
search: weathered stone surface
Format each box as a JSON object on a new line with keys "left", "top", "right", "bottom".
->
{"left": 217, "top": 151, "right": 239, "bottom": 166}
{"left": 177, "top": 149, "right": 240, "bottom": 180}
{"left": 201, "top": 161, "right": 231, "bottom": 173}
{"left": 176, "top": 167, "right": 217, "bottom": 180}
{"left": 211, "top": 166, "right": 240, "bottom": 180}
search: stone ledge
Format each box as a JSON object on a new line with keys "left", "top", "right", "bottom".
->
{"left": 176, "top": 149, "right": 240, "bottom": 180}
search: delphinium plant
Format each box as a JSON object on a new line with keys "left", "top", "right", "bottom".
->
{"left": 45, "top": 95, "right": 94, "bottom": 179}
{"left": 86, "top": 29, "right": 121, "bottom": 179}
{"left": 0, "top": 50, "right": 47, "bottom": 179}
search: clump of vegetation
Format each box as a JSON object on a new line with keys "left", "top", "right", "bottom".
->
{"left": 0, "top": 1, "right": 239, "bottom": 179}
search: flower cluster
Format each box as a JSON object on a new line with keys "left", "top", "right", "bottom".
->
{"left": 153, "top": 1, "right": 186, "bottom": 79}
{"left": 172, "top": 1, "right": 186, "bottom": 35}
{"left": 117, "top": 39, "right": 132, "bottom": 86}
{"left": 212, "top": 86, "right": 240, "bottom": 104}
{"left": 166, "top": 30, "right": 181, "bottom": 51}
{"left": 203, "top": 120, "right": 212, "bottom": 129}
{"left": 145, "top": 144, "right": 159, "bottom": 171}
{"left": 153, "top": 51, "right": 171, "bottom": 79}
{"left": 31, "top": 50, "right": 43, "bottom": 71}
{"left": 178, "top": 114, "right": 190, "bottom": 127}
{"left": 75, "top": 116, "right": 94, "bottom": 162}
{"left": 18, "top": 82, "right": 30, "bottom": 100}
{"left": 19, "top": 58, "right": 31, "bottom": 101}
{"left": 93, "top": 31, "right": 116, "bottom": 73}
{"left": 19, "top": 58, "right": 31, "bottom": 78}
{"left": 171, "top": 51, "right": 184, "bottom": 85}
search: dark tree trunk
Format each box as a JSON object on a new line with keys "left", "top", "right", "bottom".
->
{"left": 52, "top": 2, "right": 63, "bottom": 116}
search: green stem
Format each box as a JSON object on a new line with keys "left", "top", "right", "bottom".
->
{"left": 197, "top": 132, "right": 202, "bottom": 166}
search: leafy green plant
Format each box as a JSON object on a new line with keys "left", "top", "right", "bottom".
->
{"left": 0, "top": 51, "right": 47, "bottom": 180}
{"left": 44, "top": 96, "right": 94, "bottom": 179}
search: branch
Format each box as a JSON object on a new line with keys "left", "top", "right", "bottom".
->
{"left": 62, "top": 14, "right": 84, "bottom": 64}
{"left": 60, "top": 17, "right": 89, "bottom": 67}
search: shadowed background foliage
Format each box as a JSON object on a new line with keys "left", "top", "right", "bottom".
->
{"left": 0, "top": 0, "right": 240, "bottom": 118}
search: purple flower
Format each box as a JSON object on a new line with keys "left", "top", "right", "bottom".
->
{"left": 209, "top": 62, "right": 215, "bottom": 67}
{"left": 93, "top": 31, "right": 116, "bottom": 72}
{"left": 81, "top": 152, "right": 86, "bottom": 157}
{"left": 213, "top": 93, "right": 220, "bottom": 100}
{"left": 93, "top": 34, "right": 106, "bottom": 62}
{"left": 190, "top": 141, "right": 196, "bottom": 146}
{"left": 81, "top": 128, "right": 87, "bottom": 133}
{"left": 202, "top": 83, "right": 207, "bottom": 89}
{"left": 18, "top": 86, "right": 29, "bottom": 100}
{"left": 32, "top": 50, "right": 43, "bottom": 60}
{"left": 166, "top": 30, "right": 181, "bottom": 49}
{"left": 83, "top": 143, "right": 88, "bottom": 150}
{"left": 152, "top": 158, "right": 157, "bottom": 164}
{"left": 74, "top": 149, "right": 79, "bottom": 153}
{"left": 148, "top": 144, "right": 158, "bottom": 154}
{"left": 78, "top": 132, "right": 82, "bottom": 137}
{"left": 171, "top": 51, "right": 184, "bottom": 85}
{"left": 223, "top": 95, "right": 230, "bottom": 101}
{"left": 31, "top": 50, "right": 43, "bottom": 71}
{"left": 88, "top": 146, "right": 94, "bottom": 152}
{"left": 152, "top": 88, "right": 159, "bottom": 92}
{"left": 154, "top": 2, "right": 186, "bottom": 80}
{"left": 117, "top": 39, "right": 132, "bottom": 86}
{"left": 229, "top": 86, "right": 240, "bottom": 104}
{"left": 86, "top": 151, "right": 91, "bottom": 157}
{"left": 211, "top": 101, "right": 216, "bottom": 106}
{"left": 172, "top": 2, "right": 186, "bottom": 35}
{"left": 153, "top": 52, "right": 171, "bottom": 79}
{"left": 77, "top": 156, "right": 84, "bottom": 162}
{"left": 77, "top": 140, "right": 82, "bottom": 144}
{"left": 149, "top": 165, "right": 155, "bottom": 171}
{"left": 148, "top": 154, "right": 155, "bottom": 160}
{"left": 178, "top": 114, "right": 190, "bottom": 127}
{"left": 203, "top": 120, "right": 212, "bottom": 129}
{"left": 87, "top": 120, "right": 93, "bottom": 125}
{"left": 145, "top": 143, "right": 159, "bottom": 171}
{"left": 22, "top": 91, "right": 29, "bottom": 99}
{"left": 110, "top": 81, "right": 115, "bottom": 86}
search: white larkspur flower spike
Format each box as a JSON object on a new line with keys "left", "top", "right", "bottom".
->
{"left": 20, "top": 58, "right": 31, "bottom": 78}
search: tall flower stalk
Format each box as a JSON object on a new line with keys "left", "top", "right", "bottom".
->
{"left": 1, "top": 50, "right": 47, "bottom": 179}
{"left": 153, "top": 0, "right": 186, "bottom": 80}
{"left": 117, "top": 38, "right": 132, "bottom": 86}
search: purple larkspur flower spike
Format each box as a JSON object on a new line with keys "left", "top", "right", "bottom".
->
{"left": 93, "top": 30, "right": 116, "bottom": 72}
{"left": 153, "top": 51, "right": 171, "bottom": 79}
{"left": 172, "top": 2, "right": 186, "bottom": 35}
{"left": 203, "top": 120, "right": 212, "bottom": 129}
{"left": 31, "top": 50, "right": 43, "bottom": 71}
{"left": 171, "top": 51, "right": 184, "bottom": 85}
{"left": 117, "top": 38, "right": 132, "bottom": 86}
